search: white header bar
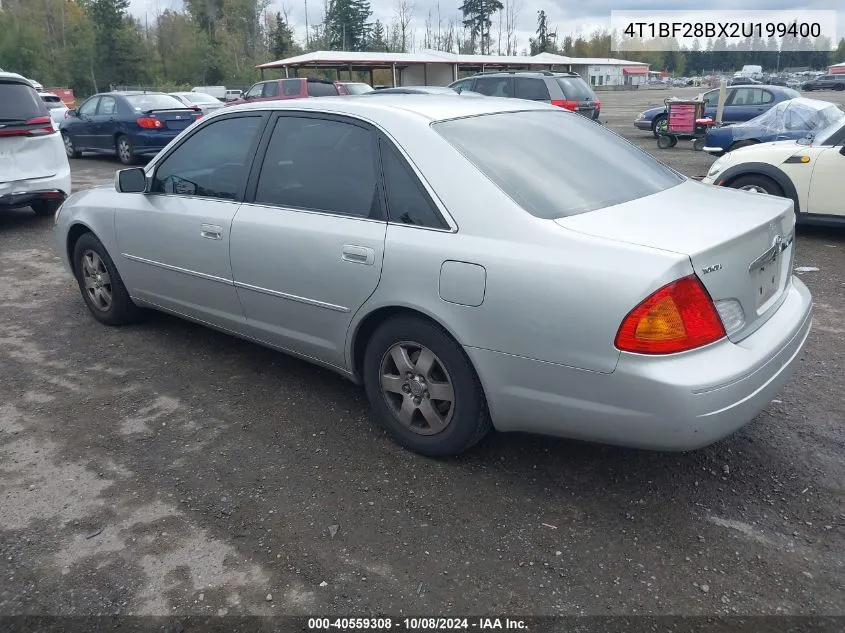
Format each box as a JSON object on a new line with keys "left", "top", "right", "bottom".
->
{"left": 611, "top": 10, "right": 838, "bottom": 51}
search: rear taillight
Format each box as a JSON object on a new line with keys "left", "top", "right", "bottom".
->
{"left": 137, "top": 117, "right": 164, "bottom": 129}
{"left": 550, "top": 100, "right": 578, "bottom": 111}
{"left": 615, "top": 275, "right": 726, "bottom": 354}
{"left": 0, "top": 115, "right": 56, "bottom": 137}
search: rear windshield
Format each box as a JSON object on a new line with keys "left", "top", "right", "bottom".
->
{"left": 555, "top": 77, "right": 595, "bottom": 101}
{"left": 0, "top": 81, "right": 48, "bottom": 121}
{"left": 41, "top": 96, "right": 66, "bottom": 109}
{"left": 434, "top": 110, "right": 684, "bottom": 219}
{"left": 126, "top": 94, "right": 186, "bottom": 112}
{"left": 185, "top": 93, "right": 219, "bottom": 104}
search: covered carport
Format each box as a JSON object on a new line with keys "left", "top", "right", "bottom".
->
{"left": 256, "top": 50, "right": 581, "bottom": 87}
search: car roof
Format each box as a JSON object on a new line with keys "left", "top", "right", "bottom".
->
{"left": 469, "top": 70, "right": 580, "bottom": 78}
{"left": 219, "top": 94, "right": 551, "bottom": 122}
{"left": 0, "top": 71, "right": 33, "bottom": 84}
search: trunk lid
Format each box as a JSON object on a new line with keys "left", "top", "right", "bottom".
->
{"left": 0, "top": 133, "right": 60, "bottom": 182}
{"left": 555, "top": 179, "right": 796, "bottom": 342}
{"left": 145, "top": 108, "right": 199, "bottom": 131}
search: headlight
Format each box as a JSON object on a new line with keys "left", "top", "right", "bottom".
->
{"left": 707, "top": 154, "right": 732, "bottom": 176}
{"left": 636, "top": 112, "right": 645, "bottom": 120}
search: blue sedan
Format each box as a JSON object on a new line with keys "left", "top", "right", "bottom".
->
{"left": 703, "top": 97, "right": 845, "bottom": 155}
{"left": 634, "top": 85, "right": 800, "bottom": 137}
{"left": 60, "top": 91, "right": 201, "bottom": 164}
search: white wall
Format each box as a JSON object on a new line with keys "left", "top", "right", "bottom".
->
{"left": 399, "top": 64, "right": 455, "bottom": 86}
{"left": 577, "top": 65, "right": 647, "bottom": 87}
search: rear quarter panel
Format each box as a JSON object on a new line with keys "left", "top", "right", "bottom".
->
{"left": 347, "top": 109, "right": 692, "bottom": 375}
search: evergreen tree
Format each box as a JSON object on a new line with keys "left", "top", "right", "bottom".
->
{"left": 269, "top": 12, "right": 297, "bottom": 60}
{"left": 325, "top": 0, "right": 373, "bottom": 51}
{"left": 459, "top": 0, "right": 504, "bottom": 54}
{"left": 529, "top": 10, "right": 555, "bottom": 55}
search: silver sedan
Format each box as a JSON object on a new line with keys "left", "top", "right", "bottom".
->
{"left": 53, "top": 96, "right": 813, "bottom": 456}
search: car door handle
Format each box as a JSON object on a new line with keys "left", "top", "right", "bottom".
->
{"left": 341, "top": 245, "right": 375, "bottom": 265}
{"left": 201, "top": 224, "right": 223, "bottom": 240}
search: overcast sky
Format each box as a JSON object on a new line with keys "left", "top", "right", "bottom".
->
{"left": 128, "top": 0, "right": 844, "bottom": 60}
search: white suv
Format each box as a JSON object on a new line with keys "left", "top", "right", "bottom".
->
{"left": 0, "top": 72, "right": 71, "bottom": 216}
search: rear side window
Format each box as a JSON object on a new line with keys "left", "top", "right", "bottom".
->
{"left": 379, "top": 140, "right": 448, "bottom": 229}
{"left": 263, "top": 82, "right": 280, "bottom": 98}
{"left": 0, "top": 81, "right": 48, "bottom": 120}
{"left": 435, "top": 110, "right": 684, "bottom": 220}
{"left": 514, "top": 78, "right": 550, "bottom": 101}
{"left": 307, "top": 81, "right": 339, "bottom": 97}
{"left": 281, "top": 79, "right": 302, "bottom": 96}
{"left": 555, "top": 77, "right": 595, "bottom": 101}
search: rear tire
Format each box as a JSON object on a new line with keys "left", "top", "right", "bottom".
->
{"left": 693, "top": 138, "right": 706, "bottom": 152}
{"left": 835, "top": 83, "right": 845, "bottom": 91}
{"left": 116, "top": 135, "right": 137, "bottom": 165}
{"left": 728, "top": 174, "right": 785, "bottom": 197}
{"left": 72, "top": 232, "right": 140, "bottom": 326}
{"left": 362, "top": 315, "right": 491, "bottom": 456}
{"left": 31, "top": 200, "right": 61, "bottom": 217}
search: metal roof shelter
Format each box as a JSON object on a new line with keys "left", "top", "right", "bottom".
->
{"left": 257, "top": 50, "right": 648, "bottom": 86}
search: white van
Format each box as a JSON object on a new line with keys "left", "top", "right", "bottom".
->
{"left": 190, "top": 85, "right": 226, "bottom": 100}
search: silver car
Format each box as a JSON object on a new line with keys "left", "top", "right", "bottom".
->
{"left": 53, "top": 96, "right": 813, "bottom": 456}
{"left": 168, "top": 91, "right": 225, "bottom": 116}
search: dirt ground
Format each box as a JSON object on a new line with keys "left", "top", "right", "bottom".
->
{"left": 1, "top": 87, "right": 843, "bottom": 624}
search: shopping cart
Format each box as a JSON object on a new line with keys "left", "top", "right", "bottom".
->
{"left": 657, "top": 98, "right": 714, "bottom": 151}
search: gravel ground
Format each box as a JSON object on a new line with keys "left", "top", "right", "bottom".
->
{"left": 0, "top": 87, "right": 843, "bottom": 623}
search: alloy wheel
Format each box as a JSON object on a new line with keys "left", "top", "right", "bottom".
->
{"left": 118, "top": 139, "right": 131, "bottom": 163}
{"left": 379, "top": 342, "right": 455, "bottom": 436}
{"left": 81, "top": 250, "right": 113, "bottom": 311}
{"left": 63, "top": 134, "right": 75, "bottom": 156}
{"left": 738, "top": 184, "right": 769, "bottom": 194}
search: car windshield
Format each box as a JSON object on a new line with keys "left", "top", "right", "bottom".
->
{"left": 344, "top": 83, "right": 374, "bottom": 94}
{"left": 126, "top": 94, "right": 186, "bottom": 112}
{"left": 555, "top": 77, "right": 594, "bottom": 101}
{"left": 801, "top": 114, "right": 845, "bottom": 146}
{"left": 434, "top": 110, "right": 684, "bottom": 219}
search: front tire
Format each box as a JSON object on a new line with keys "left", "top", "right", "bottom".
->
{"left": 835, "top": 83, "right": 845, "bottom": 91}
{"left": 363, "top": 315, "right": 491, "bottom": 456}
{"left": 72, "top": 232, "right": 140, "bottom": 326}
{"left": 728, "top": 174, "right": 785, "bottom": 197}
{"left": 652, "top": 115, "right": 668, "bottom": 138}
{"left": 116, "top": 135, "right": 136, "bottom": 165}
{"left": 63, "top": 132, "right": 81, "bottom": 159}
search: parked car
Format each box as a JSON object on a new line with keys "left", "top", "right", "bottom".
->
{"left": 54, "top": 96, "right": 812, "bottom": 456}
{"left": 27, "top": 78, "right": 44, "bottom": 91}
{"left": 337, "top": 82, "right": 374, "bottom": 95}
{"left": 635, "top": 85, "right": 801, "bottom": 137}
{"left": 226, "top": 78, "right": 348, "bottom": 106}
{"left": 224, "top": 89, "right": 243, "bottom": 102}
{"left": 39, "top": 91, "right": 70, "bottom": 128}
{"left": 703, "top": 112, "right": 845, "bottom": 226}
{"left": 191, "top": 85, "right": 226, "bottom": 100}
{"left": 168, "top": 91, "right": 225, "bottom": 115}
{"left": 728, "top": 76, "right": 761, "bottom": 86}
{"left": 448, "top": 70, "right": 601, "bottom": 120}
{"left": 363, "top": 86, "right": 483, "bottom": 96}
{"left": 703, "top": 98, "right": 844, "bottom": 155}
{"left": 802, "top": 74, "right": 845, "bottom": 91}
{"left": 0, "top": 72, "right": 71, "bottom": 216}
{"left": 60, "top": 91, "right": 202, "bottom": 165}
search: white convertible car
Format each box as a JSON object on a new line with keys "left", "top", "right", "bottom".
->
{"left": 703, "top": 112, "right": 845, "bottom": 226}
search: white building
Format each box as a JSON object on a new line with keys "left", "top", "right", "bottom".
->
{"left": 257, "top": 50, "right": 650, "bottom": 89}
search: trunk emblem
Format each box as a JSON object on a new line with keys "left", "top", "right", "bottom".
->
{"left": 701, "top": 264, "right": 722, "bottom": 275}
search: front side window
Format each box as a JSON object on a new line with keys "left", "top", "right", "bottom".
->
{"left": 244, "top": 84, "right": 264, "bottom": 99}
{"left": 473, "top": 77, "right": 511, "bottom": 97}
{"left": 434, "top": 110, "right": 684, "bottom": 220}
{"left": 254, "top": 116, "right": 380, "bottom": 218}
{"left": 78, "top": 97, "right": 99, "bottom": 116}
{"left": 380, "top": 140, "right": 447, "bottom": 229}
{"left": 151, "top": 115, "right": 264, "bottom": 200}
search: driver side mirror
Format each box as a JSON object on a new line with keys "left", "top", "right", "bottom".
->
{"left": 115, "top": 167, "right": 147, "bottom": 193}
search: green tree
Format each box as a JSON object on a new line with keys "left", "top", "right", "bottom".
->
{"left": 459, "top": 0, "right": 504, "bottom": 54}
{"left": 269, "top": 12, "right": 298, "bottom": 60}
{"left": 369, "top": 20, "right": 388, "bottom": 51}
{"left": 529, "top": 10, "right": 555, "bottom": 55}
{"left": 324, "top": 0, "right": 373, "bottom": 51}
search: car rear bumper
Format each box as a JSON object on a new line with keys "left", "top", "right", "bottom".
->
{"left": 131, "top": 130, "right": 185, "bottom": 154}
{"left": 467, "top": 277, "right": 813, "bottom": 451}
{"left": 0, "top": 169, "right": 71, "bottom": 209}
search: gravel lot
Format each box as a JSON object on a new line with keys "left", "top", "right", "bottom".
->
{"left": 1, "top": 87, "right": 843, "bottom": 623}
